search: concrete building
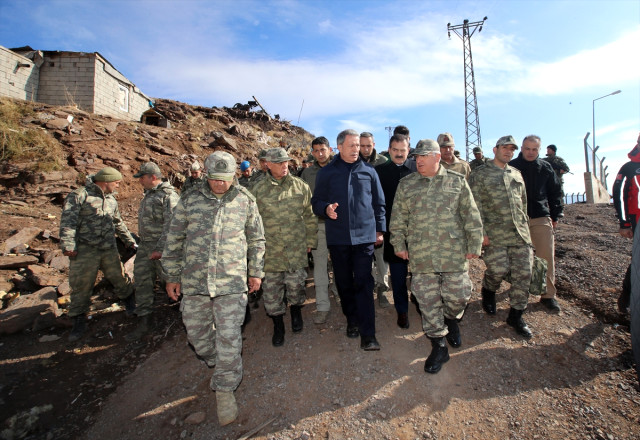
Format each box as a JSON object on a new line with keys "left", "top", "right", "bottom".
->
{"left": 0, "top": 45, "right": 151, "bottom": 121}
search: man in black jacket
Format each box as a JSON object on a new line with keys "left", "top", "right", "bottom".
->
{"left": 510, "top": 135, "right": 563, "bottom": 312}
{"left": 375, "top": 134, "right": 416, "bottom": 328}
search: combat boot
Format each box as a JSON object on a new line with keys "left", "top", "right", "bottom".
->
{"left": 68, "top": 315, "right": 86, "bottom": 342}
{"left": 290, "top": 305, "right": 303, "bottom": 332}
{"left": 506, "top": 308, "right": 532, "bottom": 339}
{"left": 444, "top": 317, "right": 461, "bottom": 348}
{"left": 125, "top": 314, "right": 151, "bottom": 342}
{"left": 424, "top": 337, "right": 450, "bottom": 374}
{"left": 377, "top": 285, "right": 391, "bottom": 308}
{"left": 481, "top": 287, "right": 496, "bottom": 315}
{"left": 123, "top": 293, "right": 136, "bottom": 317}
{"left": 216, "top": 391, "right": 238, "bottom": 426}
{"left": 271, "top": 315, "right": 285, "bottom": 346}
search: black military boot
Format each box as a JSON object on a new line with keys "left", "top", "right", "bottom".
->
{"left": 68, "top": 315, "right": 87, "bottom": 342}
{"left": 125, "top": 314, "right": 151, "bottom": 342}
{"left": 123, "top": 293, "right": 136, "bottom": 317}
{"left": 481, "top": 287, "right": 496, "bottom": 315}
{"left": 424, "top": 337, "right": 450, "bottom": 374}
{"left": 506, "top": 308, "right": 532, "bottom": 339}
{"left": 271, "top": 315, "right": 285, "bottom": 347}
{"left": 444, "top": 317, "right": 461, "bottom": 348}
{"left": 290, "top": 305, "right": 303, "bottom": 332}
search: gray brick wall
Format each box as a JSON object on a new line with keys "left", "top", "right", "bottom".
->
{"left": 0, "top": 46, "right": 39, "bottom": 101}
{"left": 38, "top": 52, "right": 96, "bottom": 110}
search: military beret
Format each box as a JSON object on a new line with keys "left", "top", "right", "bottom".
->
{"left": 133, "top": 162, "right": 162, "bottom": 178}
{"left": 547, "top": 144, "right": 557, "bottom": 152}
{"left": 93, "top": 167, "right": 123, "bottom": 182}
{"left": 205, "top": 151, "right": 236, "bottom": 182}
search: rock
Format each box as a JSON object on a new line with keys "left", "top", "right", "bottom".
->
{"left": 26, "top": 169, "right": 77, "bottom": 184}
{"left": 2, "top": 227, "right": 41, "bottom": 255}
{"left": 0, "top": 279, "right": 12, "bottom": 292}
{"left": 39, "top": 334, "right": 61, "bottom": 342}
{"left": 27, "top": 265, "right": 65, "bottom": 287}
{"left": 150, "top": 144, "right": 175, "bottom": 156}
{"left": 48, "top": 255, "right": 69, "bottom": 271}
{"left": 184, "top": 411, "right": 206, "bottom": 424}
{"left": 0, "top": 286, "right": 61, "bottom": 334}
{"left": 57, "top": 281, "right": 71, "bottom": 296}
{"left": 57, "top": 295, "right": 71, "bottom": 306}
{"left": 0, "top": 255, "right": 39, "bottom": 269}
{"left": 44, "top": 118, "right": 70, "bottom": 131}
{"left": 210, "top": 132, "right": 238, "bottom": 152}
{"left": 103, "top": 121, "right": 119, "bottom": 134}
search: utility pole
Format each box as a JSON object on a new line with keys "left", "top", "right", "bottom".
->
{"left": 385, "top": 126, "right": 394, "bottom": 140}
{"left": 448, "top": 17, "right": 487, "bottom": 161}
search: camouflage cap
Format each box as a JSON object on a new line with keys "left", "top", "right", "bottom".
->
{"left": 190, "top": 161, "right": 201, "bottom": 171}
{"left": 472, "top": 147, "right": 482, "bottom": 153}
{"left": 204, "top": 151, "right": 236, "bottom": 182}
{"left": 436, "top": 132, "right": 455, "bottom": 147}
{"left": 94, "top": 167, "right": 123, "bottom": 182}
{"left": 495, "top": 135, "right": 519, "bottom": 149}
{"left": 258, "top": 149, "right": 269, "bottom": 160}
{"left": 133, "top": 162, "right": 162, "bottom": 178}
{"left": 413, "top": 139, "right": 440, "bottom": 155}
{"left": 266, "top": 147, "right": 292, "bottom": 163}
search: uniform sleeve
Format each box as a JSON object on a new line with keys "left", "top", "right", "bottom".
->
{"left": 613, "top": 164, "right": 631, "bottom": 228}
{"left": 459, "top": 180, "right": 484, "bottom": 255}
{"left": 162, "top": 198, "right": 189, "bottom": 283}
{"left": 112, "top": 202, "right": 136, "bottom": 247}
{"left": 59, "top": 191, "right": 82, "bottom": 252}
{"left": 468, "top": 172, "right": 487, "bottom": 237}
{"left": 156, "top": 191, "right": 180, "bottom": 253}
{"left": 245, "top": 199, "right": 266, "bottom": 279}
{"left": 302, "top": 184, "right": 318, "bottom": 249}
{"left": 389, "top": 181, "right": 409, "bottom": 254}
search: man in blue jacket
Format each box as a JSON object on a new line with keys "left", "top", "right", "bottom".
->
{"left": 312, "top": 129, "right": 386, "bottom": 350}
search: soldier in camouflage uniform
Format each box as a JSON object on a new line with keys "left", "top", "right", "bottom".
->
{"left": 543, "top": 144, "right": 570, "bottom": 196}
{"left": 163, "top": 151, "right": 265, "bottom": 426}
{"left": 250, "top": 147, "right": 317, "bottom": 346}
{"left": 469, "top": 135, "right": 534, "bottom": 339}
{"left": 181, "top": 161, "right": 205, "bottom": 193}
{"left": 238, "top": 160, "right": 253, "bottom": 188}
{"left": 437, "top": 132, "right": 471, "bottom": 179}
{"left": 247, "top": 149, "right": 269, "bottom": 189}
{"left": 60, "top": 167, "right": 137, "bottom": 342}
{"left": 469, "top": 146, "right": 490, "bottom": 171}
{"left": 125, "top": 162, "right": 179, "bottom": 342}
{"left": 390, "top": 139, "right": 483, "bottom": 374}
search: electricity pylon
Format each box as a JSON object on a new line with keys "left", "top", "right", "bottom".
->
{"left": 447, "top": 17, "right": 487, "bottom": 160}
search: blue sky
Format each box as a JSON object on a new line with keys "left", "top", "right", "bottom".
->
{"left": 1, "top": 0, "right": 639, "bottom": 195}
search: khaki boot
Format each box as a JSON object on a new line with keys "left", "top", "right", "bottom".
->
{"left": 125, "top": 315, "right": 151, "bottom": 342}
{"left": 216, "top": 391, "right": 238, "bottom": 426}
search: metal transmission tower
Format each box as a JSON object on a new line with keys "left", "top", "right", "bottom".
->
{"left": 447, "top": 17, "right": 487, "bottom": 160}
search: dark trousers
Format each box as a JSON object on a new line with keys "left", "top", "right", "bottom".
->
{"left": 389, "top": 261, "right": 409, "bottom": 314}
{"left": 329, "top": 243, "right": 376, "bottom": 337}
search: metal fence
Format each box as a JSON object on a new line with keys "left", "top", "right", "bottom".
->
{"left": 564, "top": 192, "right": 586, "bottom": 205}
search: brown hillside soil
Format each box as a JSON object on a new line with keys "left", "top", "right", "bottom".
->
{"left": 0, "top": 99, "right": 638, "bottom": 439}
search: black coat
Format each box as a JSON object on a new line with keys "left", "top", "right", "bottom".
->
{"left": 509, "top": 153, "right": 563, "bottom": 221}
{"left": 375, "top": 159, "right": 416, "bottom": 263}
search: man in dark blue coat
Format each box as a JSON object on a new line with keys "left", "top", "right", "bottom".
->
{"left": 312, "top": 129, "right": 386, "bottom": 350}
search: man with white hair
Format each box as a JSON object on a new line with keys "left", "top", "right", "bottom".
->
{"left": 182, "top": 161, "right": 204, "bottom": 193}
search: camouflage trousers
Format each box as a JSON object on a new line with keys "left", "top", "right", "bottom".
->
{"left": 482, "top": 244, "right": 533, "bottom": 310}
{"left": 263, "top": 268, "right": 307, "bottom": 316}
{"left": 68, "top": 242, "right": 133, "bottom": 317}
{"left": 133, "top": 242, "right": 163, "bottom": 317}
{"left": 181, "top": 293, "right": 247, "bottom": 392}
{"left": 411, "top": 272, "right": 472, "bottom": 338}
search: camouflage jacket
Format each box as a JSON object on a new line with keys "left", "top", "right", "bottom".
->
{"left": 182, "top": 175, "right": 205, "bottom": 194}
{"left": 138, "top": 181, "right": 180, "bottom": 252}
{"left": 361, "top": 149, "right": 388, "bottom": 167}
{"left": 162, "top": 183, "right": 265, "bottom": 298}
{"left": 238, "top": 173, "right": 253, "bottom": 188}
{"left": 389, "top": 166, "right": 483, "bottom": 273}
{"left": 248, "top": 169, "right": 267, "bottom": 189}
{"left": 250, "top": 173, "right": 317, "bottom": 272}
{"left": 440, "top": 157, "right": 471, "bottom": 179}
{"left": 60, "top": 179, "right": 135, "bottom": 252}
{"left": 468, "top": 161, "right": 531, "bottom": 246}
{"left": 470, "top": 157, "right": 490, "bottom": 171}
{"left": 543, "top": 155, "right": 570, "bottom": 181}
